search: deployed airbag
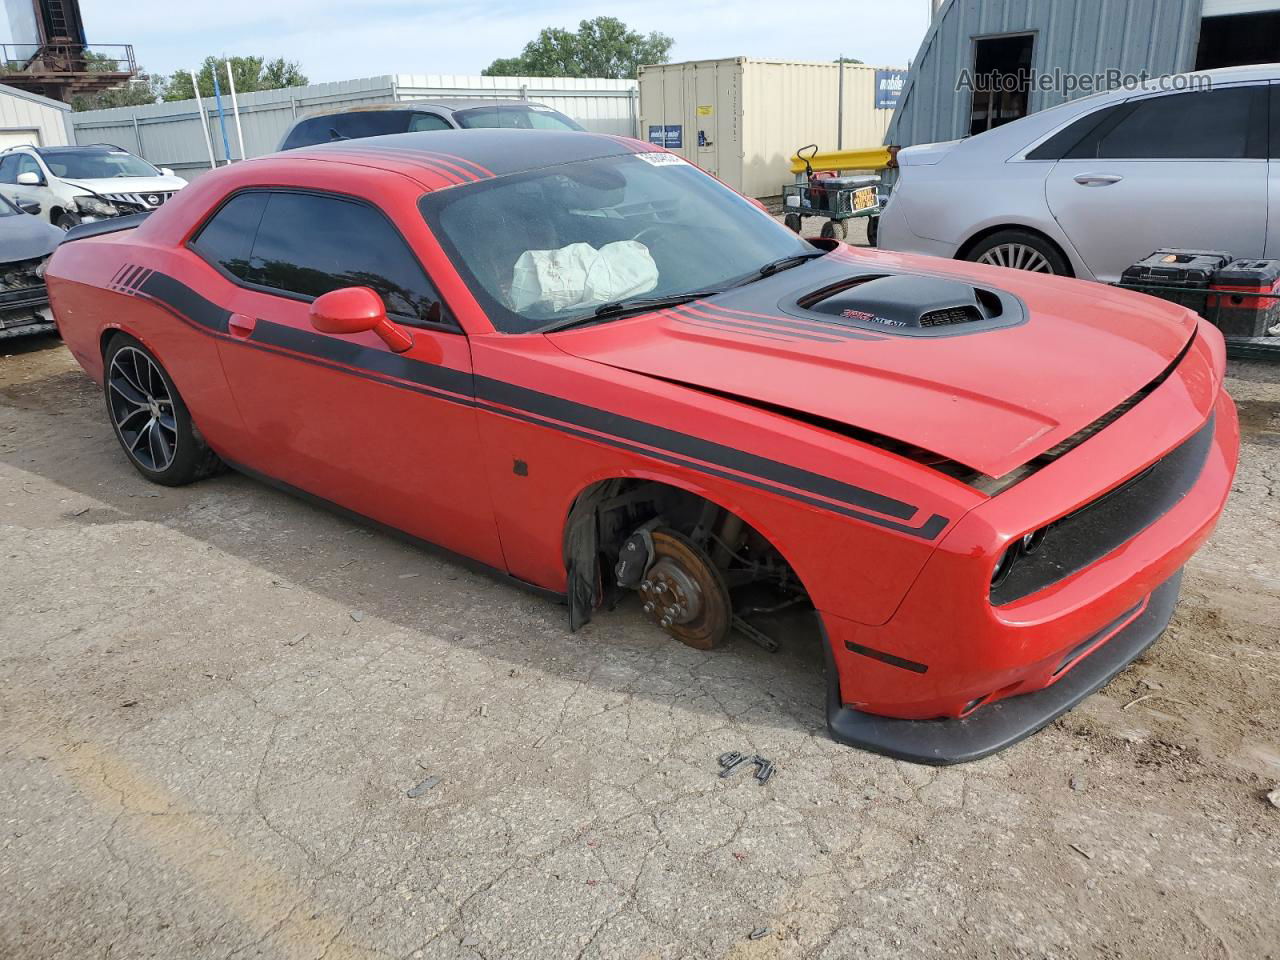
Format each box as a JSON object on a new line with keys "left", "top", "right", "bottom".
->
{"left": 510, "top": 240, "right": 658, "bottom": 313}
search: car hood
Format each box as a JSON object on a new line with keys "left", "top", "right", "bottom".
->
{"left": 62, "top": 175, "right": 186, "bottom": 195}
{"left": 0, "top": 212, "right": 62, "bottom": 263}
{"left": 548, "top": 248, "right": 1199, "bottom": 479}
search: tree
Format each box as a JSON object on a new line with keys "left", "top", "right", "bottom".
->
{"left": 71, "top": 74, "right": 167, "bottom": 111}
{"left": 482, "top": 17, "right": 673, "bottom": 80}
{"left": 164, "top": 56, "right": 307, "bottom": 101}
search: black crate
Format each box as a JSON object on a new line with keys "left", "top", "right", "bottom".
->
{"left": 1121, "top": 249, "right": 1234, "bottom": 311}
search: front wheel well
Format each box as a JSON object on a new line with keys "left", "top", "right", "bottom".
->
{"left": 955, "top": 225, "right": 1075, "bottom": 277}
{"left": 561, "top": 477, "right": 809, "bottom": 632}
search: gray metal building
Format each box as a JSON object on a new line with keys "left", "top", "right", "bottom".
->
{"left": 888, "top": 0, "right": 1280, "bottom": 148}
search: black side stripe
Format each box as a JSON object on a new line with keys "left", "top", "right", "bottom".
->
{"left": 125, "top": 270, "right": 951, "bottom": 540}
{"left": 473, "top": 375, "right": 926, "bottom": 523}
{"left": 844, "top": 640, "right": 930, "bottom": 674}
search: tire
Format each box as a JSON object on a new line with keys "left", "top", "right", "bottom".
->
{"left": 866, "top": 215, "right": 879, "bottom": 248}
{"left": 103, "top": 334, "right": 222, "bottom": 486}
{"left": 784, "top": 213, "right": 802, "bottom": 233}
{"left": 55, "top": 212, "right": 80, "bottom": 231}
{"left": 964, "top": 229, "right": 1070, "bottom": 275}
{"left": 820, "top": 219, "right": 838, "bottom": 240}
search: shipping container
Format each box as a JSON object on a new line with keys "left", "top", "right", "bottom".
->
{"left": 638, "top": 58, "right": 902, "bottom": 199}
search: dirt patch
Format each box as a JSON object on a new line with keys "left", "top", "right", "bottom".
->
{"left": 1, "top": 334, "right": 1277, "bottom": 960}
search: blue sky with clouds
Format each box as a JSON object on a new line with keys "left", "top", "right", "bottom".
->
{"left": 65, "top": 1, "right": 930, "bottom": 81}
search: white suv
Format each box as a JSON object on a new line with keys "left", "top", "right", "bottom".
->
{"left": 0, "top": 143, "right": 187, "bottom": 230}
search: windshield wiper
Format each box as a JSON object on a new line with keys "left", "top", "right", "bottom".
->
{"left": 535, "top": 290, "right": 720, "bottom": 333}
{"left": 732, "top": 251, "right": 826, "bottom": 288}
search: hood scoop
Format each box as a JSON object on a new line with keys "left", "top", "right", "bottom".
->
{"left": 790, "top": 272, "right": 1025, "bottom": 337}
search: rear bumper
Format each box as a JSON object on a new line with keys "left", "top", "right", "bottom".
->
{"left": 821, "top": 571, "right": 1182, "bottom": 764}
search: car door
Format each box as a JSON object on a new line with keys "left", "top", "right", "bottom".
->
{"left": 191, "top": 186, "right": 506, "bottom": 569}
{"left": 1043, "top": 83, "right": 1269, "bottom": 283}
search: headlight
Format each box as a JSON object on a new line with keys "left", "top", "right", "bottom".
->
{"left": 74, "top": 196, "right": 121, "bottom": 217}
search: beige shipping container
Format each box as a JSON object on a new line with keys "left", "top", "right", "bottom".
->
{"left": 638, "top": 58, "right": 900, "bottom": 199}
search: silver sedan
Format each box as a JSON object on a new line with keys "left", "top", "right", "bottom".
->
{"left": 877, "top": 65, "right": 1276, "bottom": 283}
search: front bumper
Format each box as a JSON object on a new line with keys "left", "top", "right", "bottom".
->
{"left": 816, "top": 326, "right": 1238, "bottom": 763}
{"left": 821, "top": 571, "right": 1182, "bottom": 764}
{"left": 0, "top": 287, "right": 54, "bottom": 339}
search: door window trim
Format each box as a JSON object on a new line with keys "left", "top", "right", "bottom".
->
{"left": 1016, "top": 81, "right": 1270, "bottom": 163}
{"left": 187, "top": 185, "right": 461, "bottom": 334}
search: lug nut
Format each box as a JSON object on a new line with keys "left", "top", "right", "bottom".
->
{"left": 640, "top": 582, "right": 651, "bottom": 594}
{"left": 660, "top": 616, "right": 672, "bottom": 628}
{"left": 642, "top": 602, "right": 655, "bottom": 614}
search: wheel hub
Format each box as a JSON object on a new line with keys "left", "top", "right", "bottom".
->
{"left": 637, "top": 530, "right": 731, "bottom": 650}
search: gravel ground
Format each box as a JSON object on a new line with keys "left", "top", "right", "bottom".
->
{"left": 1, "top": 310, "right": 1278, "bottom": 959}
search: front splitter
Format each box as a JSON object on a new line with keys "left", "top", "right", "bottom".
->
{"left": 822, "top": 571, "right": 1184, "bottom": 765}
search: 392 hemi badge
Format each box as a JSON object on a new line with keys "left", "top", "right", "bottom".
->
{"left": 842, "top": 308, "right": 906, "bottom": 326}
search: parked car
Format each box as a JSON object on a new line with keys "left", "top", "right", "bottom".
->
{"left": 878, "top": 65, "right": 1280, "bottom": 283}
{"left": 0, "top": 191, "right": 62, "bottom": 338}
{"left": 0, "top": 144, "right": 187, "bottom": 230}
{"left": 46, "top": 129, "right": 1237, "bottom": 764}
{"left": 278, "top": 99, "right": 585, "bottom": 150}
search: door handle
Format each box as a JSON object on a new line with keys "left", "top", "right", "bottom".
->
{"left": 1073, "top": 173, "right": 1123, "bottom": 186}
{"left": 227, "top": 313, "right": 257, "bottom": 339}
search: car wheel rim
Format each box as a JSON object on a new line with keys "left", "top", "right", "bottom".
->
{"left": 107, "top": 347, "right": 177, "bottom": 472}
{"left": 976, "top": 243, "right": 1055, "bottom": 273}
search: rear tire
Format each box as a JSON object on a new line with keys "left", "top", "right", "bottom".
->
{"left": 784, "top": 213, "right": 802, "bottom": 233}
{"left": 103, "top": 334, "right": 222, "bottom": 486}
{"left": 964, "top": 229, "right": 1070, "bottom": 276}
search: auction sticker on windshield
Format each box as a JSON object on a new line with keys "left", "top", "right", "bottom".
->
{"left": 636, "top": 152, "right": 685, "bottom": 167}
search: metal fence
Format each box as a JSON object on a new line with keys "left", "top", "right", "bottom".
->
{"left": 70, "top": 73, "right": 640, "bottom": 180}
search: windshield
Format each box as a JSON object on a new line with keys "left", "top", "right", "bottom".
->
{"left": 40, "top": 149, "right": 159, "bottom": 180}
{"left": 453, "top": 105, "right": 583, "bottom": 132}
{"left": 419, "top": 153, "right": 813, "bottom": 333}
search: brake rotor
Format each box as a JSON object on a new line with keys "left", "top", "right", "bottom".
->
{"left": 637, "top": 529, "right": 731, "bottom": 650}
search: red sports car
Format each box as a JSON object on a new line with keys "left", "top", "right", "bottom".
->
{"left": 46, "top": 130, "right": 1239, "bottom": 764}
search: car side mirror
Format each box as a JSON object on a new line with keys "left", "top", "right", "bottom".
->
{"left": 16, "top": 171, "right": 42, "bottom": 186}
{"left": 18, "top": 199, "right": 40, "bottom": 215}
{"left": 309, "top": 286, "right": 414, "bottom": 353}
{"left": 159, "top": 167, "right": 175, "bottom": 177}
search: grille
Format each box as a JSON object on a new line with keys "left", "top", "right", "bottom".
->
{"left": 102, "top": 191, "right": 174, "bottom": 209}
{"left": 919, "top": 306, "right": 981, "bottom": 327}
{"left": 0, "top": 257, "right": 44, "bottom": 293}
{"left": 990, "top": 413, "right": 1215, "bottom": 606}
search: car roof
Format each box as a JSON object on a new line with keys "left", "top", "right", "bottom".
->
{"left": 299, "top": 99, "right": 557, "bottom": 118}
{"left": 285, "top": 128, "right": 650, "bottom": 186}
{"left": 34, "top": 143, "right": 130, "bottom": 155}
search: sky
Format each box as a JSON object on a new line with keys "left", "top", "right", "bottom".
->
{"left": 61, "top": 1, "right": 931, "bottom": 82}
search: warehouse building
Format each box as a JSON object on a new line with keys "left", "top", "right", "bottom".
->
{"left": 889, "top": 0, "right": 1280, "bottom": 149}
{"left": 0, "top": 82, "right": 71, "bottom": 149}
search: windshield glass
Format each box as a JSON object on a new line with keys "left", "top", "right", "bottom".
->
{"left": 40, "top": 149, "right": 159, "bottom": 179}
{"left": 419, "top": 153, "right": 813, "bottom": 333}
{"left": 453, "top": 105, "right": 583, "bottom": 131}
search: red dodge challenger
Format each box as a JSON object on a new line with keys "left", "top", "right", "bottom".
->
{"left": 46, "top": 130, "right": 1239, "bottom": 764}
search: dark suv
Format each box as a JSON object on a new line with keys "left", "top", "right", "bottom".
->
{"left": 277, "top": 99, "right": 584, "bottom": 150}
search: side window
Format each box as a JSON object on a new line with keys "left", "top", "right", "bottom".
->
{"left": 407, "top": 112, "right": 452, "bottom": 132}
{"left": 16, "top": 154, "right": 42, "bottom": 180}
{"left": 190, "top": 192, "right": 269, "bottom": 281}
{"left": 247, "top": 191, "right": 445, "bottom": 325}
{"left": 1068, "top": 86, "right": 1265, "bottom": 160}
{"left": 0, "top": 155, "right": 17, "bottom": 183}
{"left": 1026, "top": 105, "right": 1125, "bottom": 161}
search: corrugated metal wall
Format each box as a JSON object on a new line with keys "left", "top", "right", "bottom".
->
{"left": 0, "top": 83, "right": 71, "bottom": 149}
{"left": 70, "top": 74, "right": 639, "bottom": 180}
{"left": 886, "top": 0, "right": 1205, "bottom": 148}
